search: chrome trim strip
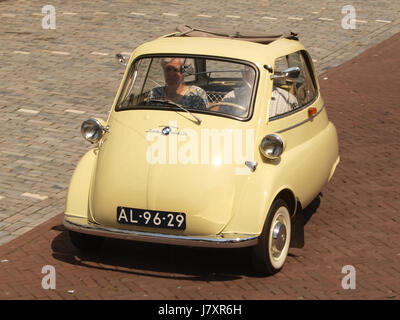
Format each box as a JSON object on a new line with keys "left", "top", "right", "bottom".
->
{"left": 63, "top": 218, "right": 258, "bottom": 248}
{"left": 276, "top": 105, "right": 325, "bottom": 134}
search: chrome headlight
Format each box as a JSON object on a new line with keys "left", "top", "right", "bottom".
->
{"left": 260, "top": 134, "right": 284, "bottom": 159}
{"left": 81, "top": 118, "right": 106, "bottom": 143}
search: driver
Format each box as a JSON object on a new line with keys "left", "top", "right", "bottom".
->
{"left": 148, "top": 58, "right": 208, "bottom": 110}
{"left": 218, "top": 65, "right": 255, "bottom": 117}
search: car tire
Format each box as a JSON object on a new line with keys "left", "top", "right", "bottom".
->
{"left": 251, "top": 198, "right": 291, "bottom": 276}
{"left": 69, "top": 231, "right": 104, "bottom": 251}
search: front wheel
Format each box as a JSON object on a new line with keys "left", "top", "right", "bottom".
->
{"left": 251, "top": 199, "right": 291, "bottom": 276}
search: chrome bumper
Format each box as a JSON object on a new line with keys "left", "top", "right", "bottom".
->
{"left": 63, "top": 217, "right": 258, "bottom": 248}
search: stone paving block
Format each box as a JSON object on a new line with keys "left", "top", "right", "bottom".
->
{"left": 0, "top": 0, "right": 399, "bottom": 301}
{"left": 0, "top": 0, "right": 398, "bottom": 245}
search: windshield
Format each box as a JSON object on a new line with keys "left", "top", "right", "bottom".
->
{"left": 116, "top": 56, "right": 257, "bottom": 119}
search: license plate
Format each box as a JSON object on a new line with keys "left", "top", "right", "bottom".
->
{"left": 117, "top": 206, "right": 186, "bottom": 230}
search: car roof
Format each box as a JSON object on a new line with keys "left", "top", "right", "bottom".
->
{"left": 132, "top": 30, "right": 304, "bottom": 65}
{"left": 130, "top": 36, "right": 304, "bottom": 65}
{"left": 168, "top": 25, "right": 299, "bottom": 45}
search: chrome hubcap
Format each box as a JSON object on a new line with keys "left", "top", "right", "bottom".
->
{"left": 272, "top": 222, "right": 287, "bottom": 254}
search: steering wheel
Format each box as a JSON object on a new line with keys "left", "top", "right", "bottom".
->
{"left": 207, "top": 102, "right": 247, "bottom": 112}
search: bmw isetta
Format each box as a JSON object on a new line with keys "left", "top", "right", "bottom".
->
{"left": 64, "top": 25, "right": 340, "bottom": 275}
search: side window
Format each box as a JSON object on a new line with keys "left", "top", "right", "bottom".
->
{"left": 293, "top": 52, "right": 317, "bottom": 106}
{"left": 270, "top": 50, "right": 317, "bottom": 119}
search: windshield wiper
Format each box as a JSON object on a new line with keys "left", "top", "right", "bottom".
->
{"left": 147, "top": 99, "right": 202, "bottom": 125}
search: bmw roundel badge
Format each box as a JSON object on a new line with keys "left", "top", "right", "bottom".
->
{"left": 161, "top": 126, "right": 171, "bottom": 136}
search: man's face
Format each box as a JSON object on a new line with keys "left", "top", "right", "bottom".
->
{"left": 163, "top": 59, "right": 184, "bottom": 87}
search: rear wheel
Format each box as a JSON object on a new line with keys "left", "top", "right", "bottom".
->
{"left": 251, "top": 198, "right": 291, "bottom": 276}
{"left": 69, "top": 231, "right": 104, "bottom": 251}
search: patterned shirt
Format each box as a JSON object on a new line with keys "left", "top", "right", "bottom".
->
{"left": 148, "top": 85, "right": 208, "bottom": 110}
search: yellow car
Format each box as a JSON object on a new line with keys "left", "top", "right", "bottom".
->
{"left": 64, "top": 25, "right": 340, "bottom": 275}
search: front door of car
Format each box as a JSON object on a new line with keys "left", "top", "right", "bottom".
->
{"left": 262, "top": 50, "right": 329, "bottom": 207}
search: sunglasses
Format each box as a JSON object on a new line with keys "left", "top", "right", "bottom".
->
{"left": 165, "top": 66, "right": 181, "bottom": 73}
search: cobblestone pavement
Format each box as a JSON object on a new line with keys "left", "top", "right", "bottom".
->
{"left": 0, "top": 0, "right": 399, "bottom": 300}
{"left": 0, "top": 0, "right": 399, "bottom": 245}
{"left": 1, "top": 23, "right": 400, "bottom": 299}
